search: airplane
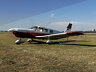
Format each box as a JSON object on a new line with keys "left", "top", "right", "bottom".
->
{"left": 8, "top": 23, "right": 83, "bottom": 44}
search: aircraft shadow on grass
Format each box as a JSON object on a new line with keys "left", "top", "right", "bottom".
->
{"left": 30, "top": 40, "right": 75, "bottom": 44}
{"left": 30, "top": 40, "right": 96, "bottom": 47}
{"left": 64, "top": 44, "right": 96, "bottom": 47}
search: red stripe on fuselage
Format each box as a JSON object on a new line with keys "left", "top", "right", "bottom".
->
{"left": 67, "top": 31, "right": 83, "bottom": 36}
{"left": 13, "top": 31, "right": 49, "bottom": 38}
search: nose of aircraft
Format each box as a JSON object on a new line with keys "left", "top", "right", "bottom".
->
{"left": 8, "top": 28, "right": 18, "bottom": 32}
{"left": 8, "top": 28, "right": 14, "bottom": 32}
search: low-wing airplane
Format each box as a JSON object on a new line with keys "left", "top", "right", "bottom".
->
{"left": 8, "top": 23, "right": 83, "bottom": 44}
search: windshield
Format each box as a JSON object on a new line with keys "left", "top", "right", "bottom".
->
{"left": 29, "top": 26, "right": 38, "bottom": 31}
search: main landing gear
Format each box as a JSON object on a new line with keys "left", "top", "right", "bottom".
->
{"left": 15, "top": 38, "right": 25, "bottom": 44}
{"left": 46, "top": 36, "right": 53, "bottom": 44}
{"left": 27, "top": 39, "right": 33, "bottom": 43}
{"left": 15, "top": 38, "right": 53, "bottom": 44}
{"left": 46, "top": 40, "right": 53, "bottom": 44}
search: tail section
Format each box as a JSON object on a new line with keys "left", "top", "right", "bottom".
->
{"left": 65, "top": 23, "right": 72, "bottom": 32}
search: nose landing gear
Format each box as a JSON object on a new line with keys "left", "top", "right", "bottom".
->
{"left": 15, "top": 38, "right": 25, "bottom": 44}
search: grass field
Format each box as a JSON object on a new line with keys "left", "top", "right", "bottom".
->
{"left": 0, "top": 32, "right": 96, "bottom": 72}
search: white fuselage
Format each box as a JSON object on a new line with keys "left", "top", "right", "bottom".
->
{"left": 8, "top": 26, "right": 62, "bottom": 38}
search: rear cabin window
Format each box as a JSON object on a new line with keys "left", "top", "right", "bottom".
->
{"left": 50, "top": 30, "right": 53, "bottom": 34}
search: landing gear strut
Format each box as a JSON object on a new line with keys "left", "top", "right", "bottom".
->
{"left": 46, "top": 40, "right": 53, "bottom": 44}
{"left": 46, "top": 36, "right": 53, "bottom": 44}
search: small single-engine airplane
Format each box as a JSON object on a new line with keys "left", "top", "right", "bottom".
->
{"left": 8, "top": 23, "right": 83, "bottom": 44}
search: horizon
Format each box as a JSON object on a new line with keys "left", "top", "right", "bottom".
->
{"left": 0, "top": 0, "right": 96, "bottom": 31}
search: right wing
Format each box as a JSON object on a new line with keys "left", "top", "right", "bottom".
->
{"left": 35, "top": 31, "right": 83, "bottom": 40}
{"left": 35, "top": 33, "right": 68, "bottom": 40}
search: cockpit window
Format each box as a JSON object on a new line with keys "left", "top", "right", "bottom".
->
{"left": 30, "top": 26, "right": 37, "bottom": 29}
{"left": 30, "top": 26, "right": 49, "bottom": 33}
{"left": 30, "top": 26, "right": 38, "bottom": 31}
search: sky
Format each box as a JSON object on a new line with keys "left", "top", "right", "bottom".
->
{"left": 0, "top": 0, "right": 96, "bottom": 31}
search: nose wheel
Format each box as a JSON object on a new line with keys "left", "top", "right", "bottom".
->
{"left": 15, "top": 38, "right": 25, "bottom": 44}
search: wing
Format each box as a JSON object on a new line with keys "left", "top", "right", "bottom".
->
{"left": 35, "top": 31, "right": 83, "bottom": 40}
{"left": 35, "top": 33, "right": 69, "bottom": 40}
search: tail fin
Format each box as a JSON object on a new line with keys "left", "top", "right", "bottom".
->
{"left": 65, "top": 23, "right": 72, "bottom": 32}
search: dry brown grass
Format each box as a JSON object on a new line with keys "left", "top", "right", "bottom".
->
{"left": 0, "top": 32, "right": 96, "bottom": 72}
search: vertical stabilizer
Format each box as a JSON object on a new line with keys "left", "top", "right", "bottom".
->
{"left": 65, "top": 23, "right": 72, "bottom": 32}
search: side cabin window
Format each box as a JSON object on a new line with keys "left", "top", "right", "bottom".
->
{"left": 44, "top": 29, "right": 48, "bottom": 33}
{"left": 50, "top": 30, "right": 53, "bottom": 34}
{"left": 40, "top": 28, "right": 43, "bottom": 32}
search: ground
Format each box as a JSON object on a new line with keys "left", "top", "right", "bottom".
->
{"left": 0, "top": 32, "right": 96, "bottom": 72}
